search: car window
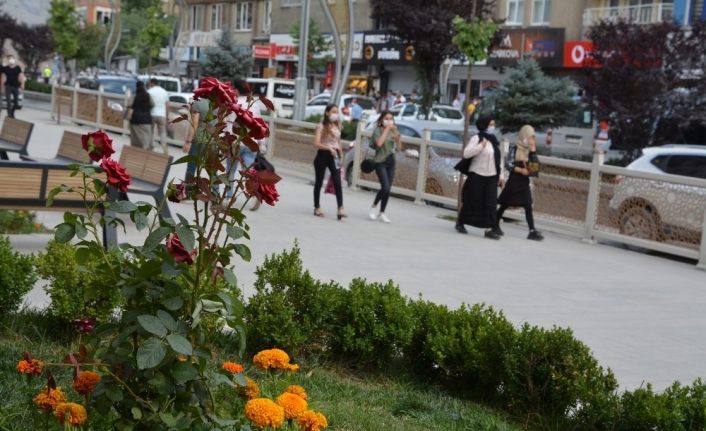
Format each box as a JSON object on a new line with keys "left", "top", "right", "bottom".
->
{"left": 308, "top": 96, "right": 329, "bottom": 106}
{"left": 356, "top": 98, "right": 375, "bottom": 109}
{"left": 169, "top": 96, "right": 188, "bottom": 104}
{"left": 249, "top": 82, "right": 268, "bottom": 96}
{"left": 273, "top": 83, "right": 295, "bottom": 99}
{"left": 396, "top": 125, "right": 420, "bottom": 138}
{"left": 650, "top": 155, "right": 669, "bottom": 172}
{"left": 402, "top": 105, "right": 416, "bottom": 116}
{"left": 565, "top": 105, "right": 594, "bottom": 128}
{"left": 98, "top": 79, "right": 136, "bottom": 94}
{"left": 389, "top": 106, "right": 402, "bottom": 115}
{"left": 430, "top": 130, "right": 463, "bottom": 144}
{"left": 155, "top": 79, "right": 179, "bottom": 92}
{"left": 664, "top": 155, "right": 706, "bottom": 179}
{"left": 433, "top": 107, "right": 463, "bottom": 120}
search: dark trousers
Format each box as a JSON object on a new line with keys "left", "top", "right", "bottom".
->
{"left": 4, "top": 85, "right": 19, "bottom": 118}
{"left": 185, "top": 140, "right": 199, "bottom": 180}
{"left": 374, "top": 154, "right": 395, "bottom": 212}
{"left": 497, "top": 203, "right": 536, "bottom": 231}
{"left": 313, "top": 150, "right": 343, "bottom": 209}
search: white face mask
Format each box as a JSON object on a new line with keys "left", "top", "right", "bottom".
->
{"left": 329, "top": 113, "right": 339, "bottom": 122}
{"left": 487, "top": 126, "right": 496, "bottom": 133}
{"left": 383, "top": 119, "right": 393, "bottom": 127}
{"left": 8, "top": 58, "right": 16, "bottom": 66}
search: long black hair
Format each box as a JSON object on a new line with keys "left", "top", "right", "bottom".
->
{"left": 132, "top": 81, "right": 151, "bottom": 111}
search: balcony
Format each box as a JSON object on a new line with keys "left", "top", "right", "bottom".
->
{"left": 583, "top": 3, "right": 674, "bottom": 29}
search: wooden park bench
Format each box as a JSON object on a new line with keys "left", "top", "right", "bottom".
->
{"left": 0, "top": 160, "right": 117, "bottom": 247}
{"left": 0, "top": 118, "right": 34, "bottom": 160}
{"left": 118, "top": 145, "right": 173, "bottom": 219}
{"left": 21, "top": 130, "right": 92, "bottom": 164}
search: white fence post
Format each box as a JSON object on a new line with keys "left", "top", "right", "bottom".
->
{"left": 97, "top": 86, "right": 104, "bottom": 128}
{"left": 351, "top": 120, "right": 364, "bottom": 190}
{"left": 583, "top": 149, "right": 605, "bottom": 243}
{"left": 698, "top": 209, "right": 706, "bottom": 270}
{"left": 71, "top": 83, "right": 79, "bottom": 124}
{"left": 414, "top": 129, "right": 430, "bottom": 204}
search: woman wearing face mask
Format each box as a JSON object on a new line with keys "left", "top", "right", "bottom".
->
{"left": 312, "top": 104, "right": 345, "bottom": 219}
{"left": 369, "top": 111, "right": 401, "bottom": 223}
{"left": 496, "top": 124, "right": 544, "bottom": 240}
{"left": 456, "top": 116, "right": 504, "bottom": 239}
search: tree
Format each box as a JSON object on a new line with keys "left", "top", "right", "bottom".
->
{"left": 585, "top": 20, "right": 706, "bottom": 158}
{"left": 200, "top": 31, "right": 253, "bottom": 83}
{"left": 290, "top": 19, "right": 332, "bottom": 73}
{"left": 490, "top": 59, "right": 576, "bottom": 133}
{"left": 48, "top": 0, "right": 80, "bottom": 78}
{"left": 76, "top": 25, "right": 107, "bottom": 70}
{"left": 371, "top": 0, "right": 496, "bottom": 114}
{"left": 12, "top": 24, "right": 54, "bottom": 79}
{"left": 139, "top": 5, "right": 173, "bottom": 72}
{"left": 0, "top": 8, "right": 18, "bottom": 57}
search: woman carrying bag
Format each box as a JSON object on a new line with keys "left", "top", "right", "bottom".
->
{"left": 496, "top": 124, "right": 544, "bottom": 241}
{"left": 312, "top": 104, "right": 346, "bottom": 220}
{"left": 455, "top": 116, "right": 504, "bottom": 239}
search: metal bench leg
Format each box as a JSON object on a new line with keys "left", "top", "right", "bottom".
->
{"left": 155, "top": 192, "right": 171, "bottom": 219}
{"left": 0, "top": 151, "right": 8, "bottom": 160}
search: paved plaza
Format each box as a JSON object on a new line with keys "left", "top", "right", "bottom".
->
{"left": 7, "top": 106, "right": 706, "bottom": 392}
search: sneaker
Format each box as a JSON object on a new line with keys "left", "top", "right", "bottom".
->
{"left": 455, "top": 223, "right": 468, "bottom": 234}
{"left": 527, "top": 230, "right": 544, "bottom": 241}
{"left": 369, "top": 207, "right": 378, "bottom": 220}
{"left": 379, "top": 213, "right": 391, "bottom": 223}
{"left": 492, "top": 227, "right": 504, "bottom": 236}
{"left": 484, "top": 230, "right": 501, "bottom": 240}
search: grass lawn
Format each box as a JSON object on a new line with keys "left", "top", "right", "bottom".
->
{"left": 0, "top": 311, "right": 520, "bottom": 431}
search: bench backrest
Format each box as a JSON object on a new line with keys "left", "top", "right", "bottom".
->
{"left": 118, "top": 146, "right": 172, "bottom": 186}
{"left": 0, "top": 118, "right": 34, "bottom": 147}
{"left": 57, "top": 131, "right": 92, "bottom": 163}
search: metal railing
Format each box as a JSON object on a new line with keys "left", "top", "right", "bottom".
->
{"left": 583, "top": 3, "right": 674, "bottom": 29}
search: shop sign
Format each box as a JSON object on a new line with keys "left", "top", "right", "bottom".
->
{"left": 563, "top": 41, "right": 598, "bottom": 68}
{"left": 488, "top": 28, "right": 565, "bottom": 67}
{"left": 270, "top": 34, "right": 299, "bottom": 62}
{"left": 360, "top": 32, "right": 415, "bottom": 65}
{"left": 253, "top": 44, "right": 276, "bottom": 59}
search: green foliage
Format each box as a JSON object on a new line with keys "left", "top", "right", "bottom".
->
{"left": 490, "top": 59, "right": 577, "bottom": 133}
{"left": 341, "top": 120, "right": 358, "bottom": 141}
{"left": 201, "top": 31, "right": 253, "bottom": 83}
{"left": 139, "top": 5, "right": 172, "bottom": 68}
{"left": 24, "top": 80, "right": 53, "bottom": 93}
{"left": 35, "top": 240, "right": 122, "bottom": 322}
{"left": 76, "top": 24, "right": 107, "bottom": 70}
{"left": 0, "top": 235, "right": 37, "bottom": 314}
{"left": 0, "top": 210, "right": 45, "bottom": 234}
{"left": 48, "top": 0, "right": 80, "bottom": 59}
{"left": 452, "top": 17, "right": 498, "bottom": 63}
{"left": 245, "top": 243, "right": 344, "bottom": 355}
{"left": 333, "top": 278, "right": 415, "bottom": 367}
{"left": 290, "top": 19, "right": 332, "bottom": 72}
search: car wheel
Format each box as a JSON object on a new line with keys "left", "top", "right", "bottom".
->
{"left": 618, "top": 204, "right": 661, "bottom": 242}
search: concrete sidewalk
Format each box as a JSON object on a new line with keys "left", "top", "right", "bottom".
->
{"left": 6, "top": 107, "right": 706, "bottom": 392}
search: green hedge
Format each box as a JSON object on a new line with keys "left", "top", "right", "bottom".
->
{"left": 25, "top": 80, "right": 52, "bottom": 94}
{"left": 245, "top": 245, "right": 706, "bottom": 431}
{"left": 0, "top": 235, "right": 37, "bottom": 314}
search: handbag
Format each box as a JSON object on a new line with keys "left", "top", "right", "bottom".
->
{"left": 360, "top": 158, "right": 377, "bottom": 173}
{"left": 453, "top": 157, "right": 472, "bottom": 175}
{"left": 527, "top": 153, "right": 540, "bottom": 177}
{"left": 253, "top": 153, "right": 275, "bottom": 172}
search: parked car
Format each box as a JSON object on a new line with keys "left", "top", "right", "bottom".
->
{"left": 76, "top": 75, "right": 137, "bottom": 95}
{"left": 385, "top": 103, "right": 465, "bottom": 125}
{"left": 608, "top": 145, "right": 706, "bottom": 242}
{"left": 166, "top": 92, "right": 194, "bottom": 140}
{"left": 305, "top": 94, "right": 376, "bottom": 122}
{"left": 343, "top": 119, "right": 476, "bottom": 201}
{"left": 137, "top": 74, "right": 181, "bottom": 94}
{"left": 246, "top": 78, "right": 295, "bottom": 117}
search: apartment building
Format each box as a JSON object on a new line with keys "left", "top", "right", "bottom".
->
{"left": 75, "top": 0, "right": 117, "bottom": 26}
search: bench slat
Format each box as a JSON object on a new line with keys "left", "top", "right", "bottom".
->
{"left": 0, "top": 167, "right": 43, "bottom": 198}
{"left": 0, "top": 118, "right": 33, "bottom": 146}
{"left": 57, "top": 131, "right": 92, "bottom": 163}
{"left": 119, "top": 146, "right": 171, "bottom": 186}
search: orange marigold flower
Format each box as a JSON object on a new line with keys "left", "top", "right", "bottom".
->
{"left": 54, "top": 402, "right": 88, "bottom": 426}
{"left": 17, "top": 358, "right": 43, "bottom": 376}
{"left": 33, "top": 387, "right": 67, "bottom": 413}
{"left": 244, "top": 398, "right": 284, "bottom": 429}
{"left": 285, "top": 385, "right": 308, "bottom": 401}
{"left": 240, "top": 377, "right": 260, "bottom": 399}
{"left": 253, "top": 348, "right": 299, "bottom": 372}
{"left": 72, "top": 371, "right": 101, "bottom": 395}
{"left": 276, "top": 392, "right": 308, "bottom": 420}
{"left": 297, "top": 410, "right": 328, "bottom": 431}
{"left": 222, "top": 361, "right": 244, "bottom": 374}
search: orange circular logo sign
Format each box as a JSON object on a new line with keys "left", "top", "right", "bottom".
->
{"left": 404, "top": 46, "right": 414, "bottom": 61}
{"left": 364, "top": 45, "right": 374, "bottom": 61}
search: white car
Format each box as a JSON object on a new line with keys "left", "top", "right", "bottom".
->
{"left": 304, "top": 94, "right": 376, "bottom": 122}
{"left": 609, "top": 145, "right": 706, "bottom": 242}
{"left": 383, "top": 103, "right": 464, "bottom": 125}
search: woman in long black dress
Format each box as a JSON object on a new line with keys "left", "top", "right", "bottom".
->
{"left": 455, "top": 116, "right": 504, "bottom": 239}
{"left": 496, "top": 124, "right": 544, "bottom": 241}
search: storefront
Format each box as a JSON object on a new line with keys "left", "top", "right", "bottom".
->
{"left": 358, "top": 31, "right": 417, "bottom": 96}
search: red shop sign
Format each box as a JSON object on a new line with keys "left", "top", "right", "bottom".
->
{"left": 563, "top": 41, "right": 598, "bottom": 68}
{"left": 254, "top": 44, "right": 275, "bottom": 59}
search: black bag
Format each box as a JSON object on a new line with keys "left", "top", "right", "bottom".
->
{"left": 527, "top": 152, "right": 540, "bottom": 177}
{"left": 253, "top": 153, "right": 275, "bottom": 172}
{"left": 360, "top": 158, "right": 377, "bottom": 173}
{"left": 454, "top": 157, "right": 472, "bottom": 175}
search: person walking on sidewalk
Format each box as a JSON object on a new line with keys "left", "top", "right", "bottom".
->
{"left": 369, "top": 110, "right": 401, "bottom": 223}
{"left": 496, "top": 124, "right": 544, "bottom": 241}
{"left": 455, "top": 116, "right": 504, "bottom": 239}
{"left": 147, "top": 78, "right": 169, "bottom": 154}
{"left": 1, "top": 56, "right": 25, "bottom": 119}
{"left": 127, "top": 81, "right": 153, "bottom": 149}
{"left": 312, "top": 104, "right": 345, "bottom": 220}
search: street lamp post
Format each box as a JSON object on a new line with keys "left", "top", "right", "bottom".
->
{"left": 293, "top": 0, "right": 311, "bottom": 120}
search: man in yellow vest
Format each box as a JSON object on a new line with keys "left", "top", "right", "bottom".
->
{"left": 42, "top": 66, "right": 52, "bottom": 84}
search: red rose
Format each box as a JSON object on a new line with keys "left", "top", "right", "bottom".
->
{"left": 193, "top": 77, "right": 237, "bottom": 106}
{"left": 245, "top": 168, "right": 280, "bottom": 206}
{"left": 167, "top": 182, "right": 187, "bottom": 203}
{"left": 230, "top": 102, "right": 270, "bottom": 140}
{"left": 81, "top": 130, "right": 115, "bottom": 162}
{"left": 166, "top": 233, "right": 196, "bottom": 265}
{"left": 249, "top": 117, "right": 270, "bottom": 140}
{"left": 100, "top": 157, "right": 131, "bottom": 192}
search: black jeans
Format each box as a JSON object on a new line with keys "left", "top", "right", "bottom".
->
{"left": 374, "top": 154, "right": 395, "bottom": 212}
{"left": 4, "top": 85, "right": 19, "bottom": 118}
{"left": 313, "top": 150, "right": 343, "bottom": 209}
{"left": 497, "top": 203, "right": 536, "bottom": 231}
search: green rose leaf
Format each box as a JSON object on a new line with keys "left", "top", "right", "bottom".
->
{"left": 226, "top": 225, "right": 247, "bottom": 240}
{"left": 137, "top": 315, "right": 168, "bottom": 338}
{"left": 109, "top": 200, "right": 138, "bottom": 213}
{"left": 74, "top": 221, "right": 88, "bottom": 239}
{"left": 233, "top": 373, "right": 247, "bottom": 387}
{"left": 137, "top": 337, "right": 167, "bottom": 369}
{"left": 234, "top": 244, "right": 251, "bottom": 262}
{"left": 201, "top": 299, "right": 225, "bottom": 313}
{"left": 157, "top": 310, "right": 177, "bottom": 331}
{"left": 133, "top": 210, "right": 149, "bottom": 231}
{"left": 166, "top": 334, "right": 193, "bottom": 355}
{"left": 207, "top": 370, "right": 235, "bottom": 388}
{"left": 159, "top": 412, "right": 178, "bottom": 427}
{"left": 55, "top": 223, "right": 75, "bottom": 243}
{"left": 171, "top": 362, "right": 198, "bottom": 385}
{"left": 175, "top": 224, "right": 195, "bottom": 251}
{"left": 131, "top": 406, "right": 142, "bottom": 420}
{"left": 223, "top": 268, "right": 237, "bottom": 286}
{"left": 105, "top": 385, "right": 123, "bottom": 402}
{"left": 143, "top": 226, "right": 172, "bottom": 252}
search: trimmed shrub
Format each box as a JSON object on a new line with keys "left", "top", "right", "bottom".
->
{"left": 502, "top": 324, "right": 618, "bottom": 430}
{"left": 0, "top": 235, "right": 37, "bottom": 314}
{"left": 245, "top": 243, "right": 345, "bottom": 355}
{"left": 35, "top": 240, "right": 122, "bottom": 321}
{"left": 25, "top": 80, "right": 52, "bottom": 94}
{"left": 333, "top": 278, "right": 415, "bottom": 367}
{"left": 0, "top": 210, "right": 45, "bottom": 234}
{"left": 405, "top": 298, "right": 452, "bottom": 376}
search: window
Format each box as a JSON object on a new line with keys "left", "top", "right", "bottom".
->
{"left": 308, "top": 96, "right": 330, "bottom": 106}
{"left": 281, "top": 0, "right": 302, "bottom": 7}
{"left": 96, "top": 9, "right": 112, "bottom": 24}
{"left": 189, "top": 5, "right": 202, "bottom": 30}
{"left": 532, "top": 0, "right": 551, "bottom": 24}
{"left": 664, "top": 155, "right": 706, "bottom": 179}
{"left": 236, "top": 2, "right": 253, "bottom": 30}
{"left": 210, "top": 4, "right": 224, "bottom": 30}
{"left": 507, "top": 0, "right": 525, "bottom": 24}
{"left": 263, "top": 0, "right": 272, "bottom": 32}
{"left": 273, "top": 83, "right": 295, "bottom": 99}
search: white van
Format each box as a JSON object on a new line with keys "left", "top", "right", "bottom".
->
{"left": 246, "top": 78, "right": 296, "bottom": 118}
{"left": 137, "top": 75, "right": 182, "bottom": 94}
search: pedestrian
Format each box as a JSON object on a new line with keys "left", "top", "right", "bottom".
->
{"left": 1, "top": 56, "right": 25, "bottom": 119}
{"left": 394, "top": 91, "right": 406, "bottom": 105}
{"left": 312, "top": 103, "right": 345, "bottom": 220}
{"left": 376, "top": 91, "right": 388, "bottom": 112}
{"left": 127, "top": 81, "right": 153, "bottom": 150}
{"left": 147, "top": 78, "right": 169, "bottom": 154}
{"left": 349, "top": 98, "right": 363, "bottom": 124}
{"left": 184, "top": 92, "right": 211, "bottom": 180}
{"left": 368, "top": 110, "right": 401, "bottom": 223}
{"left": 496, "top": 124, "right": 544, "bottom": 241}
{"left": 455, "top": 115, "right": 504, "bottom": 239}
{"left": 452, "top": 94, "right": 462, "bottom": 110}
{"left": 409, "top": 90, "right": 419, "bottom": 104}
{"left": 386, "top": 91, "right": 396, "bottom": 110}
{"left": 42, "top": 66, "right": 53, "bottom": 85}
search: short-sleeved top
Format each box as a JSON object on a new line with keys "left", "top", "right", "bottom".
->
{"left": 316, "top": 123, "right": 340, "bottom": 149}
{"left": 371, "top": 126, "right": 396, "bottom": 163}
{"left": 191, "top": 99, "right": 211, "bottom": 139}
{"left": 147, "top": 85, "right": 169, "bottom": 118}
{"left": 1, "top": 65, "right": 22, "bottom": 87}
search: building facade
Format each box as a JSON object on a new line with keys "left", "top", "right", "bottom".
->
{"left": 75, "top": 0, "right": 117, "bottom": 26}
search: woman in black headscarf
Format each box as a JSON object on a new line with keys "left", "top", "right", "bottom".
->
{"left": 455, "top": 115, "right": 504, "bottom": 239}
